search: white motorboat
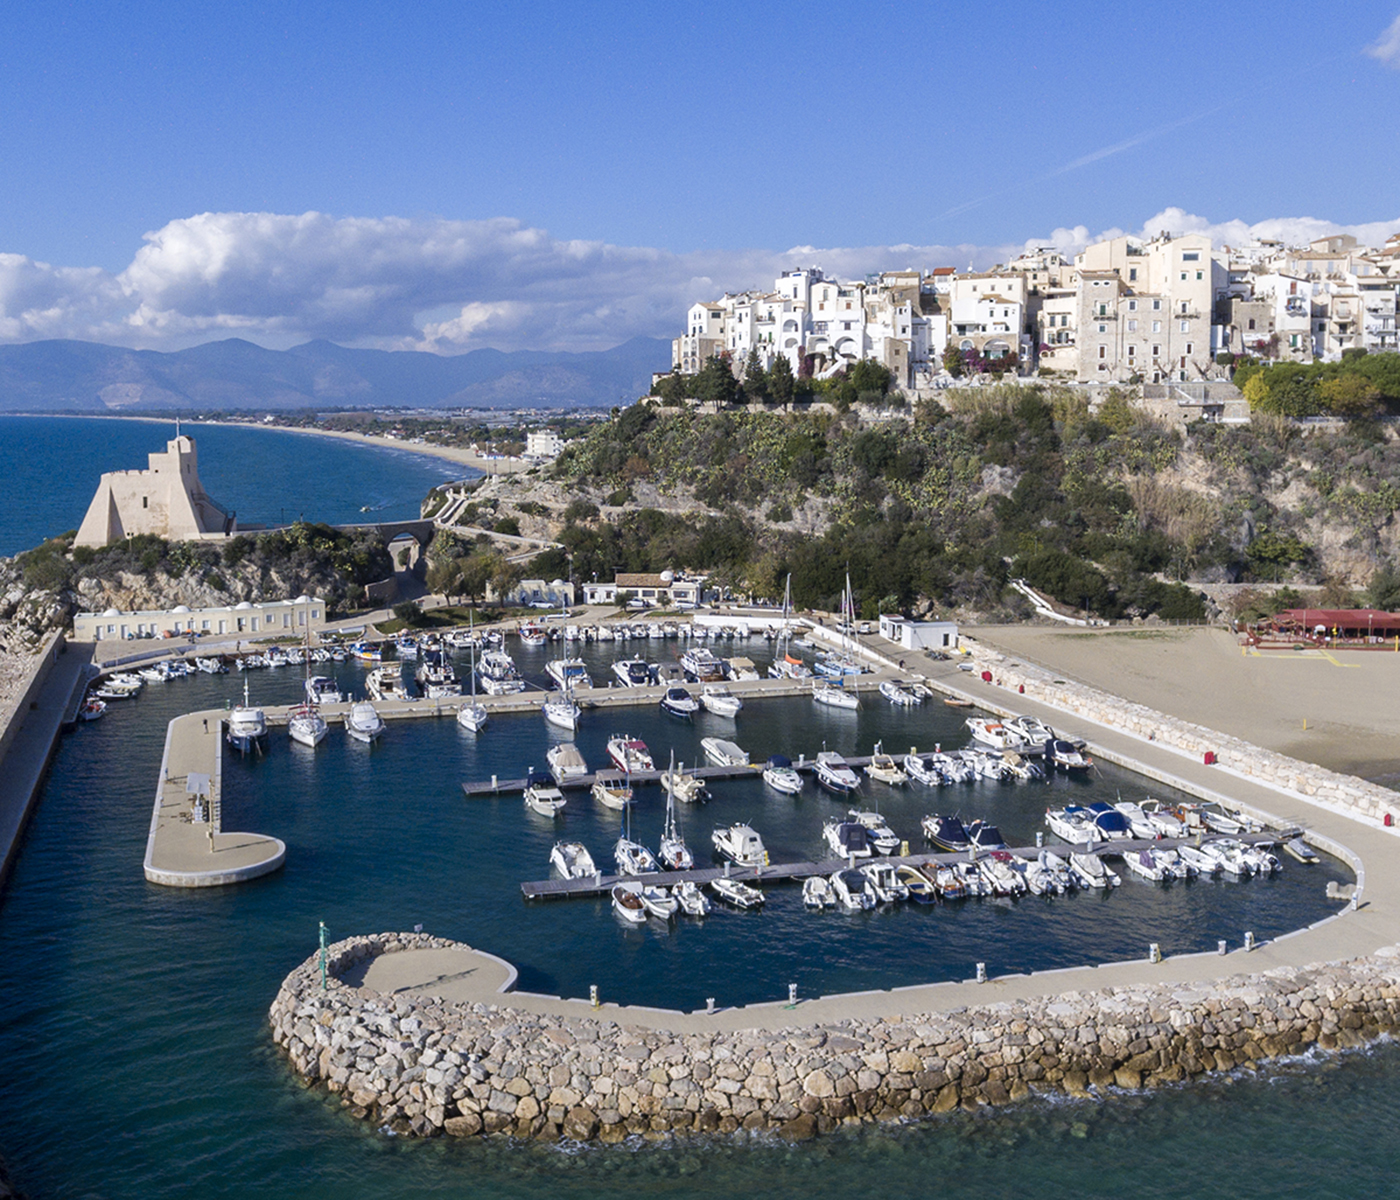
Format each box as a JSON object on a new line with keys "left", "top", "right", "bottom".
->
{"left": 345, "top": 700, "right": 385, "bottom": 743}
{"left": 547, "top": 742, "right": 588, "bottom": 784}
{"left": 978, "top": 851, "right": 1027, "bottom": 896}
{"left": 614, "top": 836, "right": 658, "bottom": 876}
{"left": 762, "top": 755, "right": 803, "bottom": 795}
{"left": 727, "top": 656, "right": 760, "bottom": 682}
{"left": 848, "top": 808, "right": 901, "bottom": 855}
{"left": 895, "top": 864, "right": 939, "bottom": 904}
{"left": 660, "top": 686, "right": 700, "bottom": 719}
{"left": 524, "top": 781, "right": 567, "bottom": 817}
{"left": 1114, "top": 800, "right": 1160, "bottom": 841}
{"left": 658, "top": 774, "right": 694, "bottom": 870}
{"left": 394, "top": 635, "right": 419, "bottom": 659}
{"left": 1000, "top": 752, "right": 1046, "bottom": 781}
{"left": 607, "top": 735, "right": 654, "bottom": 773}
{"left": 550, "top": 841, "right": 597, "bottom": 879}
{"left": 1284, "top": 837, "right": 1321, "bottom": 864}
{"left": 1239, "top": 841, "right": 1282, "bottom": 874}
{"left": 675, "top": 880, "right": 710, "bottom": 915}
{"left": 711, "top": 822, "right": 766, "bottom": 867}
{"left": 709, "top": 877, "right": 764, "bottom": 908}
{"left": 1068, "top": 851, "right": 1120, "bottom": 889}
{"left": 829, "top": 869, "right": 875, "bottom": 911}
{"left": 611, "top": 881, "right": 647, "bottom": 923}
{"left": 1082, "top": 802, "right": 1133, "bottom": 841}
{"left": 195, "top": 656, "right": 227, "bottom": 674}
{"left": 611, "top": 658, "right": 652, "bottom": 687}
{"left": 1035, "top": 850, "right": 1075, "bottom": 894}
{"left": 903, "top": 753, "right": 944, "bottom": 786}
{"left": 879, "top": 680, "right": 920, "bottom": 706}
{"left": 814, "top": 751, "right": 860, "bottom": 793}
{"left": 812, "top": 681, "right": 860, "bottom": 710}
{"left": 1201, "top": 804, "right": 1258, "bottom": 835}
{"left": 965, "top": 717, "right": 1028, "bottom": 752}
{"left": 860, "top": 861, "right": 910, "bottom": 903}
{"left": 701, "top": 737, "right": 748, "bottom": 767}
{"left": 769, "top": 652, "right": 814, "bottom": 680}
{"left": 639, "top": 884, "right": 678, "bottom": 920}
{"left": 1175, "top": 843, "right": 1221, "bottom": 875}
{"left": 823, "top": 819, "right": 873, "bottom": 859}
{"left": 1197, "top": 838, "right": 1253, "bottom": 876}
{"left": 1013, "top": 854, "right": 1054, "bottom": 896}
{"left": 287, "top": 701, "right": 328, "bottom": 748}
{"left": 933, "top": 751, "right": 975, "bottom": 782}
{"left": 660, "top": 761, "right": 708, "bottom": 804}
{"left": 477, "top": 649, "right": 526, "bottom": 695}
{"left": 1123, "top": 846, "right": 1178, "bottom": 882}
{"left": 680, "top": 646, "right": 726, "bottom": 682}
{"left": 78, "top": 697, "right": 107, "bottom": 721}
{"left": 699, "top": 683, "right": 743, "bottom": 718}
{"left": 865, "top": 746, "right": 908, "bottom": 785}
{"left": 1046, "top": 739, "right": 1093, "bottom": 771}
{"left": 591, "top": 772, "right": 634, "bottom": 810}
{"left": 1158, "top": 848, "right": 1197, "bottom": 879}
{"left": 137, "top": 665, "right": 168, "bottom": 683}
{"left": 226, "top": 678, "right": 267, "bottom": 754}
{"left": 546, "top": 658, "right": 593, "bottom": 691}
{"left": 415, "top": 652, "right": 462, "bottom": 698}
{"left": 1005, "top": 715, "right": 1055, "bottom": 747}
{"left": 947, "top": 861, "right": 988, "bottom": 898}
{"left": 801, "top": 875, "right": 834, "bottom": 909}
{"left": 517, "top": 622, "right": 547, "bottom": 648}
{"left": 1045, "top": 806, "right": 1097, "bottom": 844}
{"left": 542, "top": 693, "right": 581, "bottom": 731}
{"left": 367, "top": 665, "right": 411, "bottom": 702}
{"left": 1141, "top": 799, "right": 1189, "bottom": 838}
{"left": 305, "top": 675, "right": 343, "bottom": 705}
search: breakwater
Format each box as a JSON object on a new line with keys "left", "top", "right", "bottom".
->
{"left": 270, "top": 931, "right": 1400, "bottom": 1142}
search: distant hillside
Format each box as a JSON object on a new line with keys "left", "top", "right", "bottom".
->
{"left": 0, "top": 336, "right": 671, "bottom": 412}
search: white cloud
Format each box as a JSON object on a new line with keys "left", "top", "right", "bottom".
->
{"left": 1366, "top": 14, "right": 1400, "bottom": 67}
{"left": 0, "top": 208, "right": 1397, "bottom": 354}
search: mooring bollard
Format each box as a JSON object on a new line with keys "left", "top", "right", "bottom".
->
{"left": 491, "top": 774, "right": 498, "bottom": 790}
{"left": 976, "top": 962, "right": 987, "bottom": 983}
{"left": 706, "top": 997, "right": 715, "bottom": 1014}
{"left": 1149, "top": 943, "right": 1162, "bottom": 963}
{"left": 1245, "top": 930, "right": 1256, "bottom": 951}
{"left": 1036, "top": 831, "right": 1044, "bottom": 848}
{"left": 590, "top": 984, "right": 599, "bottom": 1008}
{"left": 1218, "top": 940, "right": 1228, "bottom": 955}
{"left": 788, "top": 983, "right": 798, "bottom": 1006}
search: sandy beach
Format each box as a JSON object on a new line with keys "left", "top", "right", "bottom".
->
{"left": 969, "top": 624, "right": 1400, "bottom": 785}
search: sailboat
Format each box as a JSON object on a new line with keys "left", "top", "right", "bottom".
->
{"left": 767, "top": 574, "right": 811, "bottom": 679}
{"left": 287, "top": 625, "right": 328, "bottom": 748}
{"left": 658, "top": 753, "right": 696, "bottom": 870}
{"left": 457, "top": 609, "right": 488, "bottom": 733}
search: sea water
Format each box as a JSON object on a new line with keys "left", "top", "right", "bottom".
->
{"left": 0, "top": 634, "right": 1389, "bottom": 1199}
{"left": 0, "top": 415, "right": 469, "bottom": 556}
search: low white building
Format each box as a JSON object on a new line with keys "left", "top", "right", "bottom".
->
{"left": 74, "top": 595, "right": 329, "bottom": 643}
{"left": 879, "top": 615, "right": 959, "bottom": 653}
{"left": 581, "top": 572, "right": 703, "bottom": 608}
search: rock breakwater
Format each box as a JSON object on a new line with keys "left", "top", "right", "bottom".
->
{"left": 271, "top": 932, "right": 1400, "bottom": 1143}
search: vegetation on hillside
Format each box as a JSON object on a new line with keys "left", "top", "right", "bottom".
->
{"left": 543, "top": 380, "right": 1400, "bottom": 621}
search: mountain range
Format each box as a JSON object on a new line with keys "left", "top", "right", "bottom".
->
{"left": 0, "top": 336, "right": 672, "bottom": 411}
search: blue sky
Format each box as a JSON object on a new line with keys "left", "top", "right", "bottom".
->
{"left": 1, "top": 1, "right": 1397, "bottom": 351}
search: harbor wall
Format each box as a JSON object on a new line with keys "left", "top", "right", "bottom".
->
{"left": 958, "top": 641, "right": 1400, "bottom": 831}
{"left": 0, "top": 631, "right": 70, "bottom": 888}
{"left": 271, "top": 931, "right": 1400, "bottom": 1142}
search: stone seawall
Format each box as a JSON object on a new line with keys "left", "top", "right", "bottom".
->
{"left": 960, "top": 641, "right": 1400, "bottom": 829}
{"left": 270, "top": 933, "right": 1400, "bottom": 1143}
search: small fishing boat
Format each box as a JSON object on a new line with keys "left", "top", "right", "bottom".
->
{"left": 676, "top": 880, "right": 710, "bottom": 915}
{"left": 524, "top": 781, "right": 567, "bottom": 817}
{"left": 762, "top": 754, "right": 803, "bottom": 795}
{"left": 802, "top": 875, "right": 835, "bottom": 909}
{"left": 943, "top": 696, "right": 974, "bottom": 708}
{"left": 78, "top": 697, "right": 108, "bottom": 721}
{"left": 344, "top": 700, "right": 386, "bottom": 743}
{"left": 591, "top": 772, "right": 634, "bottom": 810}
{"left": 904, "top": 753, "right": 943, "bottom": 786}
{"left": 864, "top": 745, "right": 907, "bottom": 785}
{"left": 305, "top": 675, "right": 344, "bottom": 706}
{"left": 709, "top": 877, "right": 764, "bottom": 908}
{"left": 1068, "top": 851, "right": 1120, "bottom": 889}
{"left": 349, "top": 641, "right": 383, "bottom": 662}
{"left": 639, "top": 884, "right": 679, "bottom": 920}
{"left": 879, "top": 680, "right": 919, "bottom": 706}
{"left": 550, "top": 841, "right": 597, "bottom": 879}
{"left": 660, "top": 759, "right": 708, "bottom": 804}
{"left": 895, "top": 864, "right": 938, "bottom": 904}
{"left": 611, "top": 881, "right": 647, "bottom": 923}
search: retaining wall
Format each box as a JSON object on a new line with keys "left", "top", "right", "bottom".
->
{"left": 270, "top": 932, "right": 1400, "bottom": 1142}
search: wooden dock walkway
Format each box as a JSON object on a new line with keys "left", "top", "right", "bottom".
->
{"left": 520, "top": 830, "right": 1299, "bottom": 900}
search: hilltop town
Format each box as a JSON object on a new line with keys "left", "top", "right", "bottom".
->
{"left": 664, "top": 229, "right": 1400, "bottom": 401}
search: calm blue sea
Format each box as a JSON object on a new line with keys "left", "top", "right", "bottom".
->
{"left": 0, "top": 632, "right": 1394, "bottom": 1199}
{"left": 0, "top": 415, "right": 471, "bottom": 556}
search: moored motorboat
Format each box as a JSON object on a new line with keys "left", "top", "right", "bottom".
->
{"left": 305, "top": 675, "right": 343, "bottom": 705}
{"left": 921, "top": 813, "right": 972, "bottom": 853}
{"left": 699, "top": 683, "right": 743, "bottom": 717}
{"left": 611, "top": 881, "right": 647, "bottom": 923}
{"left": 676, "top": 880, "right": 710, "bottom": 915}
{"left": 547, "top": 742, "right": 588, "bottom": 784}
{"left": 762, "top": 754, "right": 803, "bottom": 794}
{"left": 711, "top": 822, "right": 766, "bottom": 867}
{"left": 904, "top": 753, "right": 944, "bottom": 786}
{"left": 660, "top": 686, "right": 700, "bottom": 719}
{"left": 1284, "top": 837, "right": 1320, "bottom": 864}
{"left": 591, "top": 772, "right": 634, "bottom": 809}
{"left": 965, "top": 819, "right": 1007, "bottom": 852}
{"left": 680, "top": 646, "right": 726, "bottom": 682}
{"left": 550, "top": 841, "right": 597, "bottom": 879}
{"left": 226, "top": 678, "right": 267, "bottom": 754}
{"left": 1046, "top": 739, "right": 1093, "bottom": 771}
{"left": 802, "top": 875, "right": 835, "bottom": 909}
{"left": 823, "top": 819, "right": 872, "bottom": 859}
{"left": 965, "top": 717, "right": 1027, "bottom": 752}
{"left": 859, "top": 861, "right": 910, "bottom": 903}
{"left": 829, "top": 869, "right": 875, "bottom": 911}
{"left": 709, "top": 877, "right": 764, "bottom": 908}
{"left": 660, "top": 760, "right": 708, "bottom": 804}
{"left": 611, "top": 658, "right": 652, "bottom": 687}
{"left": 1068, "top": 851, "right": 1120, "bottom": 889}
{"left": 367, "top": 665, "right": 410, "bottom": 702}
{"left": 879, "top": 680, "right": 919, "bottom": 706}
{"left": 607, "top": 735, "right": 654, "bottom": 773}
{"left": 78, "top": 697, "right": 108, "bottom": 721}
{"left": 344, "top": 700, "right": 386, "bottom": 743}
{"left": 700, "top": 737, "right": 748, "bottom": 767}
{"left": 895, "top": 864, "right": 938, "bottom": 904}
{"left": 865, "top": 746, "right": 908, "bottom": 785}
{"left": 524, "top": 782, "right": 567, "bottom": 817}
{"left": 546, "top": 658, "right": 593, "bottom": 691}
{"left": 814, "top": 751, "right": 860, "bottom": 793}
{"left": 639, "top": 884, "right": 679, "bottom": 919}
{"left": 848, "top": 808, "right": 901, "bottom": 855}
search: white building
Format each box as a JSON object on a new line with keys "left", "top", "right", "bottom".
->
{"left": 878, "top": 615, "right": 959, "bottom": 652}
{"left": 74, "top": 595, "right": 328, "bottom": 642}
{"left": 524, "top": 430, "right": 567, "bottom": 460}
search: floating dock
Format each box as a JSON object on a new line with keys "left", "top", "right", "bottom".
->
{"left": 520, "top": 830, "right": 1299, "bottom": 900}
{"left": 463, "top": 754, "right": 881, "bottom": 797}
